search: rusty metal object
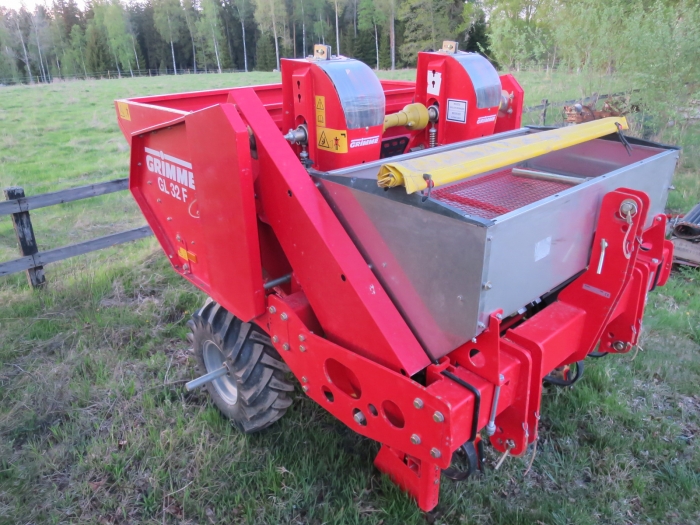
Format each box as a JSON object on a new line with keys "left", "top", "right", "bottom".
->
{"left": 564, "top": 97, "right": 627, "bottom": 124}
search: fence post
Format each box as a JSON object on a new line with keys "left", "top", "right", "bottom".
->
{"left": 3, "top": 187, "right": 45, "bottom": 288}
{"left": 540, "top": 99, "right": 549, "bottom": 126}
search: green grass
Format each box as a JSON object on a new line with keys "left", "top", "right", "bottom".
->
{"left": 1, "top": 70, "right": 700, "bottom": 525}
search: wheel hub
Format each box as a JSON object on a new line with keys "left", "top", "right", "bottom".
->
{"left": 202, "top": 340, "right": 238, "bottom": 404}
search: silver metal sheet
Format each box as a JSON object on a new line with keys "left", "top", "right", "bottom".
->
{"left": 480, "top": 145, "right": 678, "bottom": 326}
{"left": 318, "top": 179, "right": 488, "bottom": 359}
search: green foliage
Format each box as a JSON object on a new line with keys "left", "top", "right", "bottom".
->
{"left": 398, "top": 0, "right": 462, "bottom": 63}
{"left": 255, "top": 32, "right": 277, "bottom": 70}
{"left": 84, "top": 19, "right": 110, "bottom": 75}
{"left": 152, "top": 0, "right": 184, "bottom": 72}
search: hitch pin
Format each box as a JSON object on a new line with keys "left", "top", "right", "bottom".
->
{"left": 494, "top": 440, "right": 514, "bottom": 470}
{"left": 185, "top": 364, "right": 228, "bottom": 391}
{"left": 597, "top": 238, "right": 608, "bottom": 275}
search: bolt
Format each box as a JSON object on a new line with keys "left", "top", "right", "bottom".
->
{"left": 612, "top": 341, "right": 626, "bottom": 351}
{"left": 268, "top": 306, "right": 277, "bottom": 314}
{"left": 147, "top": 180, "right": 151, "bottom": 184}
{"left": 138, "top": 162, "right": 142, "bottom": 166}
{"left": 430, "top": 448, "right": 441, "bottom": 459}
{"left": 176, "top": 234, "right": 181, "bottom": 241}
{"left": 652, "top": 258, "right": 660, "bottom": 264}
{"left": 167, "top": 217, "right": 172, "bottom": 221}
{"left": 272, "top": 335, "right": 279, "bottom": 343}
{"left": 183, "top": 263, "right": 189, "bottom": 271}
{"left": 499, "top": 374, "right": 505, "bottom": 382}
{"left": 477, "top": 322, "right": 486, "bottom": 329}
{"left": 433, "top": 411, "right": 444, "bottom": 423}
{"left": 413, "top": 398, "right": 424, "bottom": 409}
{"left": 157, "top": 198, "right": 161, "bottom": 203}
{"left": 471, "top": 338, "right": 477, "bottom": 343}
{"left": 302, "top": 376, "right": 308, "bottom": 383}
{"left": 483, "top": 281, "right": 492, "bottom": 290}
{"left": 354, "top": 411, "right": 367, "bottom": 425}
{"left": 298, "top": 334, "right": 306, "bottom": 342}
{"left": 457, "top": 295, "right": 464, "bottom": 302}
{"left": 282, "top": 343, "right": 290, "bottom": 351}
{"left": 410, "top": 434, "right": 421, "bottom": 445}
{"left": 487, "top": 236, "right": 493, "bottom": 241}
{"left": 302, "top": 385, "right": 309, "bottom": 393}
{"left": 620, "top": 199, "right": 638, "bottom": 217}
{"left": 280, "top": 313, "right": 288, "bottom": 321}
{"left": 299, "top": 345, "right": 306, "bottom": 352}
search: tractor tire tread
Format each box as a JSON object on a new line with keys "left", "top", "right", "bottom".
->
{"left": 190, "top": 300, "right": 293, "bottom": 433}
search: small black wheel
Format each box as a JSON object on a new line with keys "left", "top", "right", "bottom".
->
{"left": 543, "top": 360, "right": 584, "bottom": 387}
{"left": 442, "top": 441, "right": 483, "bottom": 481}
{"left": 188, "top": 299, "right": 294, "bottom": 433}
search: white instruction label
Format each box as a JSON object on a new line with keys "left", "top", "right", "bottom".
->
{"left": 446, "top": 99, "right": 468, "bottom": 123}
{"left": 534, "top": 236, "right": 552, "bottom": 261}
{"left": 427, "top": 70, "right": 442, "bottom": 96}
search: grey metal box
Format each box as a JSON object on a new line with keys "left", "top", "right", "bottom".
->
{"left": 315, "top": 129, "right": 678, "bottom": 359}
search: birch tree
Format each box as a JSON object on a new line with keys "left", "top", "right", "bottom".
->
{"left": 153, "top": 0, "right": 184, "bottom": 74}
{"left": 229, "top": 0, "right": 251, "bottom": 71}
{"left": 376, "top": 0, "right": 395, "bottom": 69}
{"left": 254, "top": 0, "right": 286, "bottom": 70}
{"left": 358, "top": 0, "right": 384, "bottom": 69}
{"left": 182, "top": 0, "right": 199, "bottom": 72}
{"left": 198, "top": 0, "right": 224, "bottom": 73}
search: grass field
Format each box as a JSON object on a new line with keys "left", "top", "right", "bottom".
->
{"left": 1, "top": 70, "right": 699, "bottom": 525}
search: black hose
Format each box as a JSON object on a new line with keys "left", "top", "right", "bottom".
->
{"left": 440, "top": 370, "right": 481, "bottom": 443}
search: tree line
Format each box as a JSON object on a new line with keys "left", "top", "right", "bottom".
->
{"left": 0, "top": 0, "right": 698, "bottom": 132}
{"left": 0, "top": 0, "right": 488, "bottom": 83}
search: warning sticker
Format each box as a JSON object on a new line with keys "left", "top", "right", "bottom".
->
{"left": 446, "top": 99, "right": 467, "bottom": 123}
{"left": 117, "top": 101, "right": 131, "bottom": 121}
{"left": 316, "top": 126, "right": 348, "bottom": 153}
{"left": 427, "top": 70, "right": 442, "bottom": 96}
{"left": 315, "top": 95, "right": 326, "bottom": 126}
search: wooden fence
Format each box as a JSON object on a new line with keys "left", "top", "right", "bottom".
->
{"left": 1, "top": 179, "right": 152, "bottom": 288}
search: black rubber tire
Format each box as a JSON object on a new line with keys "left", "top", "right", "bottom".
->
{"left": 188, "top": 300, "right": 294, "bottom": 433}
{"left": 442, "top": 441, "right": 482, "bottom": 481}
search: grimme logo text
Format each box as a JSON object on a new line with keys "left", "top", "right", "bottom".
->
{"left": 145, "top": 147, "right": 196, "bottom": 189}
{"left": 145, "top": 147, "right": 195, "bottom": 203}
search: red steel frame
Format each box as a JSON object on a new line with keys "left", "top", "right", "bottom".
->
{"left": 116, "top": 62, "right": 673, "bottom": 511}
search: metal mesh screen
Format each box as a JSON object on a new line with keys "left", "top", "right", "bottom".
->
{"left": 431, "top": 168, "right": 572, "bottom": 220}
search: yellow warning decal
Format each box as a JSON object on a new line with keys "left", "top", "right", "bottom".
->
{"left": 117, "top": 101, "right": 131, "bottom": 121}
{"left": 315, "top": 95, "right": 326, "bottom": 127}
{"left": 316, "top": 126, "right": 348, "bottom": 154}
{"left": 177, "top": 246, "right": 198, "bottom": 263}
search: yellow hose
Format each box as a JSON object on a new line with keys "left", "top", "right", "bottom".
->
{"left": 377, "top": 117, "right": 629, "bottom": 194}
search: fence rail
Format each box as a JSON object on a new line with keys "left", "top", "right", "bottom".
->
{"left": 1, "top": 181, "right": 152, "bottom": 287}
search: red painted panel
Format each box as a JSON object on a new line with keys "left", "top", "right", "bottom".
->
{"left": 185, "top": 104, "right": 265, "bottom": 321}
{"left": 230, "top": 87, "right": 430, "bottom": 375}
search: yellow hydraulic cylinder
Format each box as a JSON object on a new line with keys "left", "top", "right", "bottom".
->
{"left": 377, "top": 117, "right": 629, "bottom": 194}
{"left": 384, "top": 103, "right": 430, "bottom": 132}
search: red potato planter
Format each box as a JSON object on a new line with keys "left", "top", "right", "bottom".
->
{"left": 115, "top": 42, "right": 678, "bottom": 511}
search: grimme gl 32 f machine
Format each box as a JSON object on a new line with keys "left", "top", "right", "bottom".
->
{"left": 115, "top": 42, "right": 678, "bottom": 511}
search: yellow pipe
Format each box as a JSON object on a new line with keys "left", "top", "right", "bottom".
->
{"left": 384, "top": 103, "right": 430, "bottom": 132}
{"left": 377, "top": 117, "right": 629, "bottom": 194}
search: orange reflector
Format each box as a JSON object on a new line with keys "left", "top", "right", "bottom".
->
{"left": 178, "top": 246, "right": 198, "bottom": 263}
